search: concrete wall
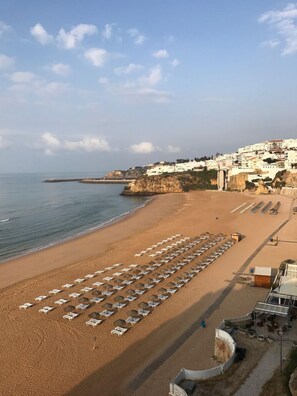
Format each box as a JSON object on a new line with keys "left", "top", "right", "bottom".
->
{"left": 169, "top": 329, "right": 236, "bottom": 395}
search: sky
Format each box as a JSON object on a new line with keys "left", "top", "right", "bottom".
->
{"left": 0, "top": 0, "right": 297, "bottom": 173}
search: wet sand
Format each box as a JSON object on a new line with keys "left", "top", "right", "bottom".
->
{"left": 0, "top": 191, "right": 294, "bottom": 396}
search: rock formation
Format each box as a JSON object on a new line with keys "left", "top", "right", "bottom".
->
{"left": 121, "top": 171, "right": 217, "bottom": 196}
{"left": 228, "top": 173, "right": 249, "bottom": 191}
{"left": 255, "top": 180, "right": 269, "bottom": 195}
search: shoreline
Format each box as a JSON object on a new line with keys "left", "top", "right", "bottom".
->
{"left": 0, "top": 196, "right": 152, "bottom": 268}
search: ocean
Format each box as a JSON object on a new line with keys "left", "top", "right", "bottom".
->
{"left": 0, "top": 173, "right": 148, "bottom": 263}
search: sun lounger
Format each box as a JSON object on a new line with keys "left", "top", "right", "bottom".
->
{"left": 158, "top": 294, "right": 169, "bottom": 301}
{"left": 19, "top": 302, "right": 34, "bottom": 309}
{"left": 134, "top": 289, "right": 146, "bottom": 295}
{"left": 55, "top": 298, "right": 68, "bottom": 305}
{"left": 126, "top": 316, "right": 140, "bottom": 325}
{"left": 102, "top": 290, "right": 114, "bottom": 296}
{"left": 148, "top": 301, "right": 160, "bottom": 308}
{"left": 113, "top": 302, "right": 127, "bottom": 309}
{"left": 125, "top": 295, "right": 137, "bottom": 302}
{"left": 112, "top": 263, "right": 122, "bottom": 267}
{"left": 113, "top": 272, "right": 123, "bottom": 277}
{"left": 81, "top": 287, "right": 93, "bottom": 293}
{"left": 49, "top": 289, "right": 62, "bottom": 295}
{"left": 35, "top": 295, "right": 48, "bottom": 302}
{"left": 105, "top": 266, "right": 113, "bottom": 270}
{"left": 113, "top": 285, "right": 124, "bottom": 291}
{"left": 39, "top": 306, "right": 54, "bottom": 314}
{"left": 100, "top": 310, "right": 115, "bottom": 318}
{"left": 90, "top": 297, "right": 105, "bottom": 303}
{"left": 76, "top": 303, "right": 89, "bottom": 310}
{"left": 111, "top": 326, "right": 128, "bottom": 336}
{"left": 85, "top": 274, "right": 95, "bottom": 279}
{"left": 63, "top": 312, "right": 80, "bottom": 320}
{"left": 94, "top": 270, "right": 105, "bottom": 274}
{"left": 86, "top": 318, "right": 102, "bottom": 327}
{"left": 137, "top": 309, "right": 150, "bottom": 317}
{"left": 103, "top": 276, "right": 114, "bottom": 281}
{"left": 122, "top": 280, "right": 133, "bottom": 285}
{"left": 74, "top": 278, "right": 85, "bottom": 283}
{"left": 93, "top": 281, "right": 104, "bottom": 287}
{"left": 62, "top": 283, "right": 74, "bottom": 289}
{"left": 129, "top": 264, "right": 138, "bottom": 268}
{"left": 69, "top": 292, "right": 81, "bottom": 299}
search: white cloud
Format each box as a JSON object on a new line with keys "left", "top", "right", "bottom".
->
{"left": 102, "top": 23, "right": 113, "bottom": 40}
{"left": 10, "top": 71, "right": 37, "bottom": 83}
{"left": 114, "top": 63, "right": 144, "bottom": 75}
{"left": 43, "top": 82, "right": 69, "bottom": 95}
{"left": 85, "top": 48, "right": 108, "bottom": 67}
{"left": 171, "top": 58, "right": 180, "bottom": 67}
{"left": 39, "top": 133, "right": 110, "bottom": 155}
{"left": 30, "top": 23, "right": 54, "bottom": 45}
{"left": 167, "top": 145, "right": 180, "bottom": 153}
{"left": 64, "top": 137, "right": 111, "bottom": 152}
{"left": 98, "top": 77, "right": 109, "bottom": 85}
{"left": 0, "top": 21, "right": 12, "bottom": 37}
{"left": 51, "top": 63, "right": 71, "bottom": 76}
{"left": 130, "top": 141, "right": 156, "bottom": 154}
{"left": 0, "top": 54, "right": 14, "bottom": 70}
{"left": 57, "top": 24, "right": 97, "bottom": 49}
{"left": 128, "top": 28, "right": 146, "bottom": 45}
{"left": 41, "top": 132, "right": 61, "bottom": 155}
{"left": 260, "top": 39, "right": 280, "bottom": 48}
{"left": 0, "top": 135, "right": 11, "bottom": 149}
{"left": 259, "top": 3, "right": 297, "bottom": 55}
{"left": 139, "top": 64, "right": 163, "bottom": 87}
{"left": 152, "top": 49, "right": 169, "bottom": 58}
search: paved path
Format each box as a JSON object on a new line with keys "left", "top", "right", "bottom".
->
{"left": 235, "top": 321, "right": 297, "bottom": 396}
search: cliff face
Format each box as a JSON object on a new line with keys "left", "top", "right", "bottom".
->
{"left": 228, "top": 173, "right": 249, "bottom": 191}
{"left": 122, "top": 175, "right": 183, "bottom": 195}
{"left": 283, "top": 170, "right": 297, "bottom": 187}
{"left": 122, "top": 171, "right": 217, "bottom": 196}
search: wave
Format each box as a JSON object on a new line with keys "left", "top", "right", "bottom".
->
{"left": 0, "top": 218, "right": 10, "bottom": 223}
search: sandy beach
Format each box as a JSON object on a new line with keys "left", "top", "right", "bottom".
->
{"left": 0, "top": 190, "right": 295, "bottom": 396}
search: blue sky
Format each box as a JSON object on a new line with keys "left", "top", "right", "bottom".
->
{"left": 0, "top": 0, "right": 296, "bottom": 173}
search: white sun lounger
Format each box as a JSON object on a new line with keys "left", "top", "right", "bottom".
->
{"left": 112, "top": 263, "right": 122, "bottom": 267}
{"left": 69, "top": 292, "right": 81, "bottom": 299}
{"left": 85, "top": 274, "right": 95, "bottom": 279}
{"left": 102, "top": 290, "right": 114, "bottom": 296}
{"left": 39, "top": 306, "right": 54, "bottom": 314}
{"left": 49, "top": 289, "right": 62, "bottom": 295}
{"left": 81, "top": 287, "right": 93, "bottom": 293}
{"left": 19, "top": 302, "right": 34, "bottom": 309}
{"left": 113, "top": 302, "right": 127, "bottom": 310}
{"left": 113, "top": 285, "right": 124, "bottom": 291}
{"left": 158, "top": 294, "right": 169, "bottom": 301}
{"left": 93, "top": 281, "right": 104, "bottom": 287}
{"left": 55, "top": 298, "right": 68, "bottom": 305}
{"left": 76, "top": 303, "right": 89, "bottom": 310}
{"left": 63, "top": 312, "right": 80, "bottom": 321}
{"left": 138, "top": 309, "right": 150, "bottom": 317}
{"left": 62, "top": 283, "right": 74, "bottom": 289}
{"left": 129, "top": 264, "right": 138, "bottom": 268}
{"left": 74, "top": 278, "right": 85, "bottom": 284}
{"left": 35, "top": 295, "right": 48, "bottom": 302}
{"left": 126, "top": 316, "right": 140, "bottom": 325}
{"left": 111, "top": 326, "right": 128, "bottom": 336}
{"left": 113, "top": 272, "right": 123, "bottom": 277}
{"left": 94, "top": 270, "right": 105, "bottom": 274}
{"left": 148, "top": 301, "right": 160, "bottom": 308}
{"left": 125, "top": 295, "right": 137, "bottom": 302}
{"left": 100, "top": 310, "right": 115, "bottom": 318}
{"left": 86, "top": 318, "right": 102, "bottom": 327}
{"left": 90, "top": 297, "right": 104, "bottom": 303}
{"left": 103, "top": 276, "right": 114, "bottom": 281}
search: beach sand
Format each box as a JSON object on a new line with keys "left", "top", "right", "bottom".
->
{"left": 0, "top": 191, "right": 295, "bottom": 396}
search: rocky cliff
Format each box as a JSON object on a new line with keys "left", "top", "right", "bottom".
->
{"left": 273, "top": 170, "right": 297, "bottom": 188}
{"left": 121, "top": 170, "right": 217, "bottom": 196}
{"left": 228, "top": 173, "right": 249, "bottom": 191}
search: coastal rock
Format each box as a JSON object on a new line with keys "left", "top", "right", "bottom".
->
{"left": 255, "top": 180, "right": 269, "bottom": 195}
{"left": 122, "top": 175, "right": 183, "bottom": 196}
{"left": 228, "top": 173, "right": 249, "bottom": 191}
{"left": 121, "top": 170, "right": 218, "bottom": 196}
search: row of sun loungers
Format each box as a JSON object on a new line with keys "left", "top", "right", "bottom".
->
{"left": 134, "top": 234, "right": 182, "bottom": 257}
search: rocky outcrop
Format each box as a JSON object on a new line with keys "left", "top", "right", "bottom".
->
{"left": 228, "top": 173, "right": 249, "bottom": 191}
{"left": 122, "top": 171, "right": 218, "bottom": 196}
{"left": 122, "top": 175, "right": 183, "bottom": 196}
{"left": 272, "top": 170, "right": 297, "bottom": 188}
{"left": 104, "top": 167, "right": 145, "bottom": 180}
{"left": 255, "top": 180, "right": 270, "bottom": 195}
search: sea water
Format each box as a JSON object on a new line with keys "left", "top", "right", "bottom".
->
{"left": 0, "top": 173, "right": 147, "bottom": 263}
